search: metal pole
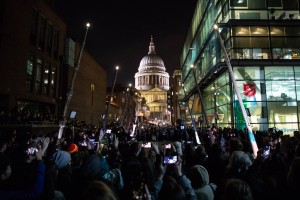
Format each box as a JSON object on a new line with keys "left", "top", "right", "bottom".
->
{"left": 213, "top": 24, "right": 258, "bottom": 158}
{"left": 182, "top": 85, "right": 201, "bottom": 144}
{"left": 103, "top": 66, "right": 119, "bottom": 130}
{"left": 121, "top": 84, "right": 131, "bottom": 131}
{"left": 191, "top": 65, "right": 209, "bottom": 128}
{"left": 57, "top": 23, "right": 90, "bottom": 146}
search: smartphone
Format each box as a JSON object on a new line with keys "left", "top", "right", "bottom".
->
{"left": 163, "top": 155, "right": 178, "bottom": 165}
{"left": 141, "top": 142, "right": 151, "bottom": 148}
{"left": 79, "top": 141, "right": 87, "bottom": 147}
{"left": 106, "top": 129, "right": 112, "bottom": 134}
{"left": 180, "top": 125, "right": 184, "bottom": 130}
{"left": 261, "top": 146, "right": 271, "bottom": 158}
{"left": 26, "top": 147, "right": 38, "bottom": 155}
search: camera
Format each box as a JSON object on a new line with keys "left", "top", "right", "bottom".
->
{"left": 163, "top": 155, "right": 178, "bottom": 165}
{"left": 26, "top": 147, "right": 39, "bottom": 155}
{"left": 141, "top": 142, "right": 151, "bottom": 148}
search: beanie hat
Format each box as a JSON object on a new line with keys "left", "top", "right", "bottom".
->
{"left": 68, "top": 143, "right": 79, "bottom": 154}
{"left": 51, "top": 150, "right": 71, "bottom": 169}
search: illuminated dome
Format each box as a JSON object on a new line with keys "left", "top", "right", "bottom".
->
{"left": 135, "top": 36, "right": 169, "bottom": 91}
{"left": 138, "top": 37, "right": 166, "bottom": 73}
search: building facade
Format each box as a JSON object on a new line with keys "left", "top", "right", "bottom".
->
{"left": 0, "top": 0, "right": 106, "bottom": 126}
{"left": 0, "top": 0, "right": 66, "bottom": 118}
{"left": 181, "top": 0, "right": 300, "bottom": 134}
{"left": 135, "top": 36, "right": 170, "bottom": 124}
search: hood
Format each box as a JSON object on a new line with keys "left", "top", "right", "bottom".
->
{"left": 189, "top": 165, "right": 210, "bottom": 188}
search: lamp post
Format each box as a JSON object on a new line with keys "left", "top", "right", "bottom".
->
{"left": 182, "top": 84, "right": 201, "bottom": 144}
{"left": 190, "top": 64, "right": 209, "bottom": 128}
{"left": 213, "top": 24, "right": 258, "bottom": 158}
{"left": 122, "top": 83, "right": 132, "bottom": 131}
{"left": 103, "top": 65, "right": 120, "bottom": 130}
{"left": 57, "top": 22, "right": 90, "bottom": 147}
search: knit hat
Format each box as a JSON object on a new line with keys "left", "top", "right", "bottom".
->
{"left": 68, "top": 143, "right": 79, "bottom": 154}
{"left": 51, "top": 150, "right": 71, "bottom": 169}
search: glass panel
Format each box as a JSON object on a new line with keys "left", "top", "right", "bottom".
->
{"left": 216, "top": 84, "right": 230, "bottom": 106}
{"left": 217, "top": 104, "right": 231, "bottom": 124}
{"left": 296, "top": 81, "right": 300, "bottom": 100}
{"left": 266, "top": 80, "right": 296, "bottom": 101}
{"left": 271, "top": 37, "right": 285, "bottom": 47}
{"left": 270, "top": 26, "right": 284, "bottom": 36}
{"left": 268, "top": 0, "right": 283, "bottom": 8}
{"left": 234, "top": 66, "right": 261, "bottom": 80}
{"left": 250, "top": 26, "right": 269, "bottom": 36}
{"left": 248, "top": 0, "right": 266, "bottom": 9}
{"left": 26, "top": 55, "right": 34, "bottom": 91}
{"left": 251, "top": 37, "right": 270, "bottom": 48}
{"left": 50, "top": 66, "right": 56, "bottom": 96}
{"left": 265, "top": 66, "right": 294, "bottom": 80}
{"left": 294, "top": 67, "right": 300, "bottom": 80}
{"left": 232, "top": 26, "right": 250, "bottom": 36}
{"left": 230, "top": 0, "right": 248, "bottom": 7}
{"left": 30, "top": 9, "right": 38, "bottom": 45}
{"left": 38, "top": 17, "right": 46, "bottom": 50}
{"left": 232, "top": 37, "right": 251, "bottom": 48}
{"left": 285, "top": 27, "right": 300, "bottom": 36}
{"left": 268, "top": 101, "right": 297, "bottom": 125}
{"left": 43, "top": 62, "right": 50, "bottom": 95}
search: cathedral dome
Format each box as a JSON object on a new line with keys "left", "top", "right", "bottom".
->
{"left": 135, "top": 36, "right": 169, "bottom": 91}
{"left": 138, "top": 36, "right": 166, "bottom": 73}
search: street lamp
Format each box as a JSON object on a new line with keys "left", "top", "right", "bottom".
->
{"left": 103, "top": 65, "right": 120, "bottom": 129}
{"left": 182, "top": 84, "right": 201, "bottom": 144}
{"left": 213, "top": 24, "right": 258, "bottom": 158}
{"left": 57, "top": 22, "right": 91, "bottom": 147}
{"left": 190, "top": 64, "right": 209, "bottom": 128}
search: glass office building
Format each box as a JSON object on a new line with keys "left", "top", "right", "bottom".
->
{"left": 180, "top": 0, "right": 300, "bottom": 134}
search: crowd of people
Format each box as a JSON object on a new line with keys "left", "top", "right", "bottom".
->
{"left": 0, "top": 120, "right": 300, "bottom": 200}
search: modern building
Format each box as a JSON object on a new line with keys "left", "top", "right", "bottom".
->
{"left": 135, "top": 36, "right": 170, "bottom": 124}
{"left": 180, "top": 0, "right": 300, "bottom": 134}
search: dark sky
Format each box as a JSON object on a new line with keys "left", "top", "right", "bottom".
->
{"left": 53, "top": 0, "right": 197, "bottom": 86}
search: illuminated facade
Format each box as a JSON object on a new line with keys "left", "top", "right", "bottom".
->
{"left": 181, "top": 0, "right": 300, "bottom": 134}
{"left": 135, "top": 36, "right": 170, "bottom": 122}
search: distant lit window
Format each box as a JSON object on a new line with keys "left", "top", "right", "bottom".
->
{"left": 43, "top": 62, "right": 50, "bottom": 95}
{"left": 35, "top": 58, "right": 42, "bottom": 94}
{"left": 50, "top": 65, "right": 56, "bottom": 97}
{"left": 26, "top": 54, "right": 34, "bottom": 92}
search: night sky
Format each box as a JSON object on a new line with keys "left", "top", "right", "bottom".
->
{"left": 53, "top": 0, "right": 197, "bottom": 86}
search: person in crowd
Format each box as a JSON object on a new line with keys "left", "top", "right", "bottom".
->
{"left": 225, "top": 150, "right": 253, "bottom": 180}
{"left": 158, "top": 156, "right": 197, "bottom": 200}
{"left": 222, "top": 178, "right": 253, "bottom": 200}
{"left": 205, "top": 143, "right": 228, "bottom": 187}
{"left": 188, "top": 165, "right": 216, "bottom": 200}
{"left": 119, "top": 141, "right": 154, "bottom": 200}
{"left": 287, "top": 156, "right": 300, "bottom": 200}
{"left": 82, "top": 180, "right": 118, "bottom": 200}
{"left": 0, "top": 142, "right": 46, "bottom": 200}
